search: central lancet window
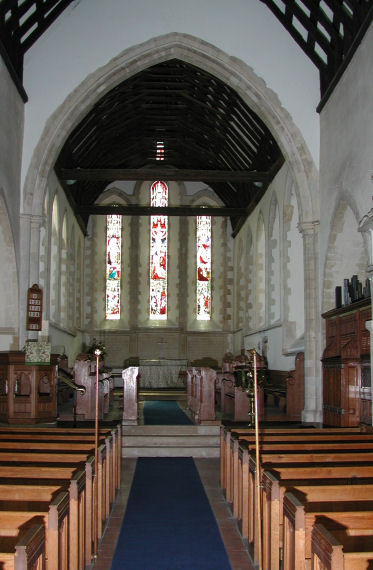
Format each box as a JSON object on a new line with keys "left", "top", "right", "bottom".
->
{"left": 150, "top": 181, "right": 168, "bottom": 319}
{"left": 197, "top": 215, "right": 212, "bottom": 320}
{"left": 105, "top": 213, "right": 122, "bottom": 320}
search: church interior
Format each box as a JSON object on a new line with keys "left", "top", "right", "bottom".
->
{"left": 0, "top": 0, "right": 372, "bottom": 568}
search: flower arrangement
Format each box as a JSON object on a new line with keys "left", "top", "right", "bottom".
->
{"left": 86, "top": 338, "right": 106, "bottom": 358}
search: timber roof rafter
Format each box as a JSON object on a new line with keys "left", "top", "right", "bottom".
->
{"left": 54, "top": 59, "right": 284, "bottom": 235}
{"left": 0, "top": 0, "right": 371, "bottom": 105}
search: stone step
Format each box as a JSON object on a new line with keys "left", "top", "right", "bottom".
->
{"left": 123, "top": 435, "right": 219, "bottom": 447}
{"left": 121, "top": 423, "right": 221, "bottom": 458}
{"left": 121, "top": 425, "right": 220, "bottom": 436}
{"left": 123, "top": 446, "right": 220, "bottom": 458}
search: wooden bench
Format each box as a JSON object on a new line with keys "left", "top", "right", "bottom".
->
{"left": 0, "top": 438, "right": 112, "bottom": 520}
{"left": 261, "top": 467, "right": 373, "bottom": 570}
{"left": 242, "top": 447, "right": 373, "bottom": 566}
{"left": 0, "top": 470, "right": 86, "bottom": 569}
{"left": 0, "top": 460, "right": 92, "bottom": 566}
{"left": 311, "top": 521, "right": 373, "bottom": 570}
{"left": 0, "top": 446, "right": 104, "bottom": 564}
{"left": 224, "top": 429, "right": 373, "bottom": 509}
{"left": 283, "top": 490, "right": 373, "bottom": 569}
{"left": 0, "top": 425, "right": 122, "bottom": 498}
{"left": 219, "top": 425, "right": 363, "bottom": 492}
{"left": 0, "top": 490, "right": 69, "bottom": 570}
{"left": 0, "top": 424, "right": 121, "bottom": 568}
{"left": 0, "top": 523, "right": 46, "bottom": 570}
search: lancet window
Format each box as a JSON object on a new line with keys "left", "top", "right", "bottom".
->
{"left": 105, "top": 214, "right": 122, "bottom": 320}
{"left": 196, "top": 215, "right": 211, "bottom": 320}
{"left": 150, "top": 181, "right": 168, "bottom": 319}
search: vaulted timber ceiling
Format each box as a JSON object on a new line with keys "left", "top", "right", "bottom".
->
{"left": 0, "top": 0, "right": 371, "bottom": 233}
{"left": 55, "top": 59, "right": 284, "bottom": 235}
{"left": 0, "top": 0, "right": 371, "bottom": 105}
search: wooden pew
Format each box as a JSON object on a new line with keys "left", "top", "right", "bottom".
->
{"left": 219, "top": 425, "right": 363, "bottom": 492}
{"left": 0, "top": 446, "right": 104, "bottom": 563}
{"left": 261, "top": 467, "right": 373, "bottom": 570}
{"left": 0, "top": 460, "right": 93, "bottom": 567}
{"left": 283, "top": 491, "right": 373, "bottom": 570}
{"left": 242, "top": 448, "right": 373, "bottom": 566}
{"left": 0, "top": 473, "right": 85, "bottom": 569}
{"left": 311, "top": 522, "right": 373, "bottom": 570}
{"left": 0, "top": 491, "right": 69, "bottom": 570}
{"left": 0, "top": 425, "right": 120, "bottom": 567}
{"left": 0, "top": 426, "right": 120, "bottom": 522}
{"left": 225, "top": 430, "right": 373, "bottom": 511}
{"left": 0, "top": 523, "right": 46, "bottom": 570}
{"left": 0, "top": 424, "right": 122, "bottom": 497}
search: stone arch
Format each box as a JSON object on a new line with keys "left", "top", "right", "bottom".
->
{"left": 322, "top": 199, "right": 368, "bottom": 313}
{"left": 23, "top": 33, "right": 317, "bottom": 225}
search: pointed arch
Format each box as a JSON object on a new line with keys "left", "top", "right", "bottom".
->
{"left": 323, "top": 200, "right": 368, "bottom": 313}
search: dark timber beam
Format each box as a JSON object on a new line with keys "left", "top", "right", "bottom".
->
{"left": 77, "top": 205, "right": 247, "bottom": 217}
{"left": 58, "top": 167, "right": 269, "bottom": 183}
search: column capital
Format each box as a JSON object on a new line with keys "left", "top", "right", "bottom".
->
{"left": 297, "top": 220, "right": 320, "bottom": 236}
{"left": 359, "top": 207, "right": 373, "bottom": 233}
{"left": 20, "top": 212, "right": 45, "bottom": 228}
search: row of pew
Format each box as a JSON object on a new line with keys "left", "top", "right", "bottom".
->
{"left": 0, "top": 424, "right": 121, "bottom": 569}
{"left": 220, "top": 423, "right": 373, "bottom": 569}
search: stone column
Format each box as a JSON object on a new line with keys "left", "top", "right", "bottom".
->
{"left": 19, "top": 213, "right": 44, "bottom": 347}
{"left": 298, "top": 220, "right": 322, "bottom": 424}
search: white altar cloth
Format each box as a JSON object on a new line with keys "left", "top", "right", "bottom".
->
{"left": 139, "top": 359, "right": 187, "bottom": 388}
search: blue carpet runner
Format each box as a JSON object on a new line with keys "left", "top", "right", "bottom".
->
{"left": 111, "top": 457, "right": 232, "bottom": 569}
{"left": 143, "top": 400, "right": 193, "bottom": 425}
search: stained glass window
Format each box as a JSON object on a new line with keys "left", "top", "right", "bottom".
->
{"left": 156, "top": 141, "right": 165, "bottom": 161}
{"left": 150, "top": 181, "right": 168, "bottom": 319}
{"left": 106, "top": 214, "right": 121, "bottom": 320}
{"left": 197, "top": 215, "right": 211, "bottom": 320}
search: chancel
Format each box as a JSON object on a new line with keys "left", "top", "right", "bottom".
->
{"left": 0, "top": 0, "right": 372, "bottom": 568}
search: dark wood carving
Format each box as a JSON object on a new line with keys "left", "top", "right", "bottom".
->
{"left": 322, "top": 298, "right": 371, "bottom": 427}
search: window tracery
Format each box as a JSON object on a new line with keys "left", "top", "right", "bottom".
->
{"left": 197, "top": 215, "right": 211, "bottom": 320}
{"left": 150, "top": 181, "right": 168, "bottom": 319}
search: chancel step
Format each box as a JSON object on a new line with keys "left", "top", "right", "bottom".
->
{"left": 121, "top": 425, "right": 220, "bottom": 458}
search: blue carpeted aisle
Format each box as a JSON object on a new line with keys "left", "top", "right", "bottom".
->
{"left": 111, "top": 457, "right": 232, "bottom": 569}
{"left": 143, "top": 400, "right": 193, "bottom": 425}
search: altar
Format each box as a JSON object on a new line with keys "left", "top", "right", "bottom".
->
{"left": 139, "top": 359, "right": 187, "bottom": 389}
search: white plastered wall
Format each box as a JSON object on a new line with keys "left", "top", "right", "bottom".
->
{"left": 319, "top": 23, "right": 373, "bottom": 308}
{"left": 233, "top": 163, "right": 306, "bottom": 372}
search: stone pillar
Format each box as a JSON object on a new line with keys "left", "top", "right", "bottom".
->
{"left": 19, "top": 213, "right": 44, "bottom": 347}
{"left": 298, "top": 220, "right": 322, "bottom": 424}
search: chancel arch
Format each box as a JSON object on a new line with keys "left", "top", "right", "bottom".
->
{"left": 19, "top": 33, "right": 320, "bottom": 418}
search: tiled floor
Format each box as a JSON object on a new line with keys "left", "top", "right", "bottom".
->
{"left": 91, "top": 457, "right": 255, "bottom": 570}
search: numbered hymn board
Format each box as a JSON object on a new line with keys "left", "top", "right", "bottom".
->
{"left": 26, "top": 284, "right": 43, "bottom": 331}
